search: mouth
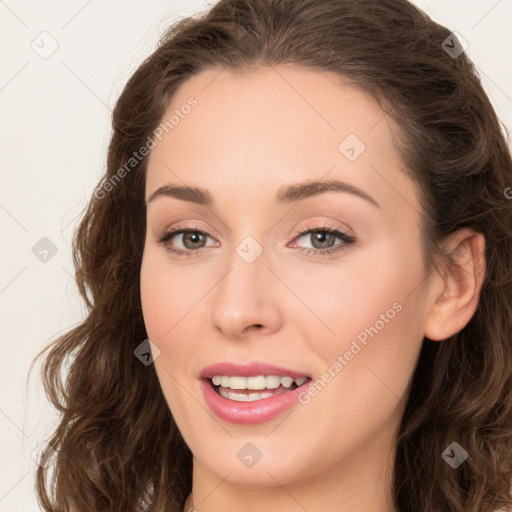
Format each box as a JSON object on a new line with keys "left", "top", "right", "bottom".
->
{"left": 199, "top": 364, "right": 314, "bottom": 424}
{"left": 204, "top": 375, "right": 313, "bottom": 402}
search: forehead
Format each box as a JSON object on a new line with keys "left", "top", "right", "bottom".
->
{"left": 145, "top": 64, "right": 419, "bottom": 219}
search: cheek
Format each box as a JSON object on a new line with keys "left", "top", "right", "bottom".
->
{"left": 140, "top": 253, "right": 198, "bottom": 419}
{"left": 294, "top": 237, "right": 427, "bottom": 425}
{"left": 140, "top": 258, "right": 169, "bottom": 340}
{"left": 140, "top": 247, "right": 199, "bottom": 340}
{"left": 139, "top": 248, "right": 212, "bottom": 397}
{"left": 288, "top": 237, "right": 424, "bottom": 354}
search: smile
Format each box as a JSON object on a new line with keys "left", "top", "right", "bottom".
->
{"left": 200, "top": 375, "right": 312, "bottom": 424}
{"left": 211, "top": 375, "right": 310, "bottom": 402}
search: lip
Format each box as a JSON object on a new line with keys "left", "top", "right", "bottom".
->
{"left": 199, "top": 361, "right": 311, "bottom": 379}
{"left": 200, "top": 377, "right": 313, "bottom": 424}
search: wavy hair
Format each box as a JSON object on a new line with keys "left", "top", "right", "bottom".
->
{"left": 32, "top": 0, "right": 512, "bottom": 510}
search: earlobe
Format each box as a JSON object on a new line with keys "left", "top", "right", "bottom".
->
{"left": 424, "top": 228, "right": 486, "bottom": 342}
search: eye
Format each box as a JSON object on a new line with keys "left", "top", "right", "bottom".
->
{"left": 155, "top": 222, "right": 217, "bottom": 258}
{"left": 289, "top": 222, "right": 356, "bottom": 258}
{"left": 155, "top": 221, "right": 356, "bottom": 259}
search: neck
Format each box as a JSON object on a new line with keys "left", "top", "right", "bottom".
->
{"left": 182, "top": 432, "right": 398, "bottom": 512}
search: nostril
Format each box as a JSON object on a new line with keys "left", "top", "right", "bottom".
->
{"left": 245, "top": 324, "right": 263, "bottom": 332}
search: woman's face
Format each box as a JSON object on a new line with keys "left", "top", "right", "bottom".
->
{"left": 140, "top": 65, "right": 432, "bottom": 502}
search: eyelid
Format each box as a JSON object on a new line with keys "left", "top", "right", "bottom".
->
{"left": 156, "top": 221, "right": 219, "bottom": 243}
{"left": 155, "top": 219, "right": 356, "bottom": 258}
{"left": 157, "top": 219, "right": 352, "bottom": 242}
{"left": 288, "top": 219, "right": 353, "bottom": 242}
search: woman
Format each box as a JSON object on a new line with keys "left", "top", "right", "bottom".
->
{"left": 33, "top": 0, "right": 512, "bottom": 511}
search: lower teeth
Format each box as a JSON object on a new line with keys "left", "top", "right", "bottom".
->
{"left": 216, "top": 384, "right": 298, "bottom": 402}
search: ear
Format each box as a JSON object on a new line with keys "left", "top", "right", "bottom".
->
{"left": 424, "top": 227, "right": 486, "bottom": 341}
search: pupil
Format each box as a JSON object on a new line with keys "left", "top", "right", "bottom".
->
{"left": 182, "top": 230, "right": 335, "bottom": 250}
{"left": 185, "top": 232, "right": 204, "bottom": 248}
{"left": 313, "top": 230, "right": 334, "bottom": 249}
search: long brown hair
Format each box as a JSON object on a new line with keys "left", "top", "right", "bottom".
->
{"left": 32, "top": 0, "right": 512, "bottom": 510}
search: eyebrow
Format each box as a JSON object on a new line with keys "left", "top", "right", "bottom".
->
{"left": 146, "top": 179, "right": 380, "bottom": 208}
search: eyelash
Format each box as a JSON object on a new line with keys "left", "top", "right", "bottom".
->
{"left": 155, "top": 221, "right": 356, "bottom": 259}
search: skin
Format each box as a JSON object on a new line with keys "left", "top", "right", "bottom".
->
{"left": 140, "top": 64, "right": 485, "bottom": 512}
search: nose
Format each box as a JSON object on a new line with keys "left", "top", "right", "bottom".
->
{"left": 209, "top": 243, "right": 282, "bottom": 339}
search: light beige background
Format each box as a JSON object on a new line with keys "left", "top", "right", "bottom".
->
{"left": 0, "top": 1, "right": 510, "bottom": 510}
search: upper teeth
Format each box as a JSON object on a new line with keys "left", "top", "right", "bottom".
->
{"left": 211, "top": 375, "right": 308, "bottom": 390}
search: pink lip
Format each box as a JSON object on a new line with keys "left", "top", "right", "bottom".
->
{"left": 200, "top": 378, "right": 312, "bottom": 424}
{"left": 199, "top": 361, "right": 311, "bottom": 379}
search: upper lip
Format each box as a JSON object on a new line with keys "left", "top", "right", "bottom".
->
{"left": 200, "top": 361, "right": 311, "bottom": 380}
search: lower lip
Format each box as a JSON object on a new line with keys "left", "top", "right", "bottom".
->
{"left": 200, "top": 378, "right": 311, "bottom": 424}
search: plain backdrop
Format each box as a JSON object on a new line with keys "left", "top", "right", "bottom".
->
{"left": 1, "top": 1, "right": 511, "bottom": 510}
